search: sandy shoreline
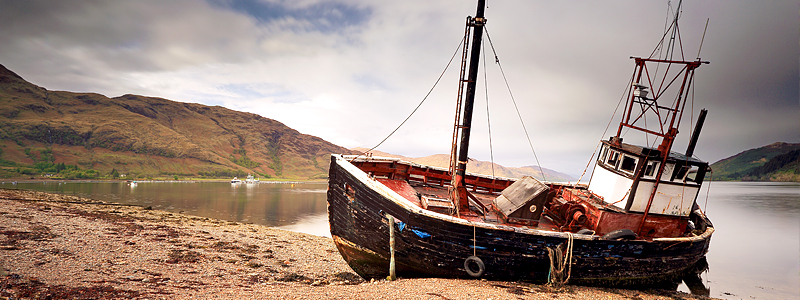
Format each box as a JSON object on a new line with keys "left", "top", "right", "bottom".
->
{"left": 0, "top": 189, "right": 714, "bottom": 299}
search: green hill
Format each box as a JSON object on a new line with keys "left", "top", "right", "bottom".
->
{"left": 0, "top": 64, "right": 354, "bottom": 180}
{"left": 709, "top": 142, "right": 800, "bottom": 181}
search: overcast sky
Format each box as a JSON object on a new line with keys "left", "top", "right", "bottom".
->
{"left": 1, "top": 0, "right": 797, "bottom": 177}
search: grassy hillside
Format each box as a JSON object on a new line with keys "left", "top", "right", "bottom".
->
{"left": 350, "top": 148, "right": 576, "bottom": 182}
{"left": 709, "top": 142, "right": 800, "bottom": 181}
{"left": 0, "top": 64, "right": 354, "bottom": 180}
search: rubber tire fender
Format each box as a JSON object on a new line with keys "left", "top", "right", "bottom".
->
{"left": 464, "top": 256, "right": 485, "bottom": 278}
{"left": 600, "top": 229, "right": 637, "bottom": 240}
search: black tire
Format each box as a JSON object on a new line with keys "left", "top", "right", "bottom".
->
{"left": 576, "top": 228, "right": 595, "bottom": 235}
{"left": 600, "top": 229, "right": 637, "bottom": 240}
{"left": 464, "top": 256, "right": 485, "bottom": 277}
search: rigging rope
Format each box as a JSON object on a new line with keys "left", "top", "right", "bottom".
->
{"left": 484, "top": 27, "right": 546, "bottom": 181}
{"left": 577, "top": 69, "right": 636, "bottom": 184}
{"left": 473, "top": 222, "right": 477, "bottom": 257}
{"left": 352, "top": 36, "right": 466, "bottom": 161}
{"left": 482, "top": 39, "right": 496, "bottom": 178}
{"left": 704, "top": 170, "right": 712, "bottom": 212}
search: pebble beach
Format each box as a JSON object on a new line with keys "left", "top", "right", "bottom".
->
{"left": 0, "top": 188, "right": 715, "bottom": 299}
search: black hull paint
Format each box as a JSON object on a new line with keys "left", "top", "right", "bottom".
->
{"left": 327, "top": 156, "right": 712, "bottom": 287}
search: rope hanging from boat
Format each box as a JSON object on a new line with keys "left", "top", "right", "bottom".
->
{"left": 484, "top": 27, "right": 546, "bottom": 181}
{"left": 473, "top": 222, "right": 477, "bottom": 257}
{"left": 546, "top": 232, "right": 574, "bottom": 285}
{"left": 704, "top": 170, "right": 712, "bottom": 212}
{"left": 351, "top": 36, "right": 467, "bottom": 161}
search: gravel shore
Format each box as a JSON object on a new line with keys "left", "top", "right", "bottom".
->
{"left": 0, "top": 188, "right": 714, "bottom": 299}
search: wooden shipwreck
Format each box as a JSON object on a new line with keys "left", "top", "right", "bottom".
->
{"left": 327, "top": 0, "right": 713, "bottom": 287}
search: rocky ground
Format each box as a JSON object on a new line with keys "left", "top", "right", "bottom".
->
{"left": 0, "top": 188, "right": 715, "bottom": 299}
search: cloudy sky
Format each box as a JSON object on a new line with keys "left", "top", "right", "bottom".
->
{"left": 1, "top": 0, "right": 797, "bottom": 177}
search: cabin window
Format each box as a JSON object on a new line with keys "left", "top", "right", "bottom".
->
{"left": 599, "top": 146, "right": 609, "bottom": 163}
{"left": 660, "top": 163, "right": 675, "bottom": 181}
{"left": 684, "top": 165, "right": 701, "bottom": 183}
{"left": 643, "top": 160, "right": 660, "bottom": 179}
{"left": 606, "top": 150, "right": 620, "bottom": 168}
{"left": 674, "top": 165, "right": 691, "bottom": 182}
{"left": 620, "top": 155, "right": 638, "bottom": 174}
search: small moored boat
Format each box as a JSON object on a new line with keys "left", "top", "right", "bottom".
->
{"left": 328, "top": 0, "right": 713, "bottom": 287}
{"left": 245, "top": 174, "right": 259, "bottom": 184}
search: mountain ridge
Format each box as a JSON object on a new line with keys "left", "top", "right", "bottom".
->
{"left": 0, "top": 63, "right": 354, "bottom": 179}
{"left": 709, "top": 142, "right": 800, "bottom": 181}
{"left": 350, "top": 147, "right": 576, "bottom": 182}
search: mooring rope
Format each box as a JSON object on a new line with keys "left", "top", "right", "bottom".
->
{"left": 473, "top": 222, "right": 477, "bottom": 257}
{"left": 704, "top": 170, "right": 713, "bottom": 212}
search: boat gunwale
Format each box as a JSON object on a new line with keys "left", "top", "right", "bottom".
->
{"left": 342, "top": 154, "right": 581, "bottom": 186}
{"left": 332, "top": 154, "right": 714, "bottom": 243}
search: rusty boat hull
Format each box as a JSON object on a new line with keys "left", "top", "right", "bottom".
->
{"left": 327, "top": 155, "right": 714, "bottom": 287}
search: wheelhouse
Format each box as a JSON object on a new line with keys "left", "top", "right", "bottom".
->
{"left": 589, "top": 140, "right": 708, "bottom": 217}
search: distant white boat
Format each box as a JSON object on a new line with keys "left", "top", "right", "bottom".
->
{"left": 231, "top": 177, "right": 243, "bottom": 184}
{"left": 245, "top": 174, "right": 259, "bottom": 184}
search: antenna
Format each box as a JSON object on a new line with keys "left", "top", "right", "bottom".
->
{"left": 696, "top": 18, "right": 709, "bottom": 59}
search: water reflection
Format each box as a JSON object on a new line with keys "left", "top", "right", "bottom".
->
{"left": 697, "top": 181, "right": 799, "bottom": 299}
{"left": 681, "top": 257, "right": 710, "bottom": 296}
{"left": 0, "top": 181, "right": 329, "bottom": 235}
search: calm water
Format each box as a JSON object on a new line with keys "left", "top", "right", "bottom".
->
{"left": 0, "top": 181, "right": 331, "bottom": 237}
{"left": 1, "top": 180, "right": 797, "bottom": 299}
{"left": 699, "top": 181, "right": 799, "bottom": 300}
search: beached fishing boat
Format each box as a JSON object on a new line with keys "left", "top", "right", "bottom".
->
{"left": 328, "top": 0, "right": 713, "bottom": 287}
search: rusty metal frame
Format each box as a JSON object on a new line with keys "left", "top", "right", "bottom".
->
{"left": 613, "top": 57, "right": 707, "bottom": 235}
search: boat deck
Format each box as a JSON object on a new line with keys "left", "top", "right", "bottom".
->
{"left": 375, "top": 177, "right": 562, "bottom": 231}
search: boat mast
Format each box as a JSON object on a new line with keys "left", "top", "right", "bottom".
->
{"left": 610, "top": 0, "right": 708, "bottom": 234}
{"left": 450, "top": 0, "right": 486, "bottom": 215}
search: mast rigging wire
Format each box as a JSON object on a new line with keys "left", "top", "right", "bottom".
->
{"left": 576, "top": 70, "right": 636, "bottom": 184}
{"left": 481, "top": 40, "right": 496, "bottom": 178}
{"left": 484, "top": 27, "right": 547, "bottom": 181}
{"left": 352, "top": 36, "right": 467, "bottom": 161}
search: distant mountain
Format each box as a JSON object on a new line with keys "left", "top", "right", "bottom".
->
{"left": 0, "top": 63, "right": 354, "bottom": 180}
{"left": 350, "top": 148, "right": 576, "bottom": 182}
{"left": 709, "top": 142, "right": 800, "bottom": 182}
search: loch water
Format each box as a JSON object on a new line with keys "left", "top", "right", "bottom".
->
{"left": 1, "top": 180, "right": 797, "bottom": 299}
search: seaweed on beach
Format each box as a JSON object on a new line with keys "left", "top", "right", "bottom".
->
{"left": 0, "top": 274, "right": 141, "bottom": 299}
{"left": 276, "top": 272, "right": 312, "bottom": 283}
{"left": 332, "top": 272, "right": 364, "bottom": 284}
{"left": 209, "top": 241, "right": 241, "bottom": 251}
{"left": 0, "top": 225, "right": 56, "bottom": 249}
{"left": 165, "top": 249, "right": 202, "bottom": 264}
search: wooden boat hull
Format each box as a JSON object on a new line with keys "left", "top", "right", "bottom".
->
{"left": 327, "top": 155, "right": 713, "bottom": 287}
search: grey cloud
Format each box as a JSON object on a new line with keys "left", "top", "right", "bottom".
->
{"left": 0, "top": 0, "right": 796, "bottom": 175}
